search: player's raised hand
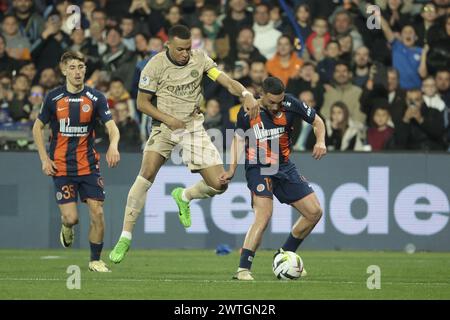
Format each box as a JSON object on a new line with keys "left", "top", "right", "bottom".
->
{"left": 243, "top": 95, "right": 260, "bottom": 119}
{"left": 42, "top": 157, "right": 57, "bottom": 176}
{"left": 106, "top": 146, "right": 120, "bottom": 168}
{"left": 312, "top": 142, "right": 327, "bottom": 160}
{"left": 219, "top": 170, "right": 235, "bottom": 185}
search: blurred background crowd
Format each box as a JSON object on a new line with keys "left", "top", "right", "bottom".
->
{"left": 0, "top": 0, "right": 449, "bottom": 153}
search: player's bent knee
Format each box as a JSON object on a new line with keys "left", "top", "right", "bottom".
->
{"left": 64, "top": 216, "right": 79, "bottom": 226}
{"left": 310, "top": 207, "right": 323, "bottom": 223}
{"left": 204, "top": 183, "right": 227, "bottom": 197}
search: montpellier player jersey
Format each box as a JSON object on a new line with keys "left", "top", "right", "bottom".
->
{"left": 38, "top": 85, "right": 112, "bottom": 176}
{"left": 235, "top": 94, "right": 316, "bottom": 169}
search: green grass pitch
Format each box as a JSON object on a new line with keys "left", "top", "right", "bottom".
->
{"left": 1, "top": 249, "right": 449, "bottom": 299}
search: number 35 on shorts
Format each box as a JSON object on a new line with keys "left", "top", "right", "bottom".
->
{"left": 56, "top": 185, "right": 76, "bottom": 201}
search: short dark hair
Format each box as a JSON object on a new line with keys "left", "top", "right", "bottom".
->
{"left": 334, "top": 60, "right": 350, "bottom": 71}
{"left": 106, "top": 26, "right": 122, "bottom": 37}
{"left": 168, "top": 25, "right": 191, "bottom": 40}
{"left": 110, "top": 77, "right": 124, "bottom": 84}
{"left": 60, "top": 51, "right": 85, "bottom": 64}
{"left": 262, "top": 77, "right": 285, "bottom": 95}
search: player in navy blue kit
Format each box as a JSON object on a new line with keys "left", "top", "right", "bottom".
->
{"left": 33, "top": 51, "right": 120, "bottom": 272}
{"left": 220, "top": 77, "right": 327, "bottom": 280}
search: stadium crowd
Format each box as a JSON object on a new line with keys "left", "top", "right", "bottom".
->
{"left": 0, "top": 0, "right": 449, "bottom": 152}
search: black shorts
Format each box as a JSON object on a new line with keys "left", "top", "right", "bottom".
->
{"left": 53, "top": 172, "right": 105, "bottom": 205}
{"left": 246, "top": 162, "right": 314, "bottom": 205}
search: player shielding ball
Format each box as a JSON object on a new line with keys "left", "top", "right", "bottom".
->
{"left": 33, "top": 51, "right": 120, "bottom": 272}
{"left": 109, "top": 25, "right": 259, "bottom": 263}
{"left": 220, "top": 77, "right": 327, "bottom": 280}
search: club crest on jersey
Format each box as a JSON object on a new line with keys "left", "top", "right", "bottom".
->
{"left": 56, "top": 192, "right": 63, "bottom": 201}
{"left": 140, "top": 75, "right": 150, "bottom": 86}
{"left": 256, "top": 184, "right": 265, "bottom": 192}
{"left": 82, "top": 104, "right": 91, "bottom": 112}
{"left": 190, "top": 70, "right": 199, "bottom": 78}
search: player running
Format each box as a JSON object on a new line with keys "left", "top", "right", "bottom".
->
{"left": 32, "top": 51, "right": 120, "bottom": 272}
{"left": 109, "top": 24, "right": 259, "bottom": 264}
{"left": 220, "top": 77, "right": 327, "bottom": 280}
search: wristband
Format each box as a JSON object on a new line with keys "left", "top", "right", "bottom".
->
{"left": 242, "top": 90, "right": 252, "bottom": 98}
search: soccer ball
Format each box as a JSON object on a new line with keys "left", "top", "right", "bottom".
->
{"left": 272, "top": 250, "right": 303, "bottom": 280}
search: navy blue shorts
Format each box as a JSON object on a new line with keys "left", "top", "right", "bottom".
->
{"left": 246, "top": 162, "right": 314, "bottom": 205}
{"left": 53, "top": 173, "right": 105, "bottom": 205}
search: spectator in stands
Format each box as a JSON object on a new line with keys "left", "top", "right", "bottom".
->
{"left": 107, "top": 77, "right": 136, "bottom": 121}
{"left": 361, "top": 67, "right": 406, "bottom": 128}
{"left": 0, "top": 73, "right": 13, "bottom": 124}
{"left": 27, "top": 84, "right": 44, "bottom": 122}
{"left": 231, "top": 60, "right": 250, "bottom": 81}
{"left": 367, "top": 106, "right": 395, "bottom": 151}
{"left": 1, "top": 14, "right": 31, "bottom": 61}
{"left": 422, "top": 76, "right": 446, "bottom": 122}
{"left": 336, "top": 32, "right": 353, "bottom": 65}
{"left": 148, "top": 36, "right": 164, "bottom": 55}
{"left": 191, "top": 26, "right": 214, "bottom": 57}
{"left": 266, "top": 35, "right": 303, "bottom": 86}
{"left": 352, "top": 46, "right": 372, "bottom": 88}
{"left": 241, "top": 60, "right": 268, "bottom": 96}
{"left": 0, "top": 34, "right": 20, "bottom": 76}
{"left": 321, "top": 62, "right": 366, "bottom": 125}
{"left": 31, "top": 13, "right": 71, "bottom": 72}
{"left": 382, "top": 0, "right": 412, "bottom": 33}
{"left": 18, "top": 61, "right": 37, "bottom": 84}
{"left": 269, "top": 3, "right": 283, "bottom": 30}
{"left": 435, "top": 69, "right": 450, "bottom": 104}
{"left": 329, "top": 9, "right": 363, "bottom": 50}
{"left": 380, "top": 16, "right": 423, "bottom": 90}
{"left": 204, "top": 98, "right": 223, "bottom": 132}
{"left": 215, "top": 0, "right": 253, "bottom": 60}
{"left": 394, "top": 89, "right": 446, "bottom": 150}
{"left": 294, "top": 3, "right": 313, "bottom": 43}
{"left": 148, "top": 0, "right": 173, "bottom": 13}
{"left": 199, "top": 5, "right": 220, "bottom": 43}
{"left": 286, "top": 61, "right": 325, "bottom": 110}
{"left": 120, "top": 14, "right": 137, "bottom": 52}
{"left": 81, "top": 0, "right": 97, "bottom": 26}
{"left": 134, "top": 32, "right": 150, "bottom": 61}
{"left": 101, "top": 26, "right": 138, "bottom": 91}
{"left": 317, "top": 40, "right": 340, "bottom": 84}
{"left": 415, "top": 2, "right": 438, "bottom": 47}
{"left": 159, "top": 5, "right": 188, "bottom": 42}
{"left": 426, "top": 15, "right": 450, "bottom": 76}
{"left": 225, "top": 27, "right": 266, "bottom": 70}
{"left": 292, "top": 90, "right": 317, "bottom": 151}
{"left": 89, "top": 9, "right": 108, "bottom": 55}
{"left": 38, "top": 67, "right": 59, "bottom": 93}
{"left": 325, "top": 101, "right": 365, "bottom": 151}
{"left": 7, "top": 73, "right": 30, "bottom": 122}
{"left": 114, "top": 101, "right": 141, "bottom": 152}
{"left": 253, "top": 3, "right": 282, "bottom": 60}
{"left": 306, "top": 16, "right": 330, "bottom": 62}
{"left": 69, "top": 28, "right": 100, "bottom": 78}
{"left": 8, "top": 0, "right": 44, "bottom": 49}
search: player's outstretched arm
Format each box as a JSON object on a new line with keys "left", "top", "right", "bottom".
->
{"left": 215, "top": 72, "right": 260, "bottom": 119}
{"left": 219, "top": 134, "right": 245, "bottom": 185}
{"left": 311, "top": 114, "right": 327, "bottom": 160}
{"left": 104, "top": 120, "right": 120, "bottom": 168}
{"left": 136, "top": 90, "right": 185, "bottom": 130}
{"left": 32, "top": 118, "right": 57, "bottom": 175}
